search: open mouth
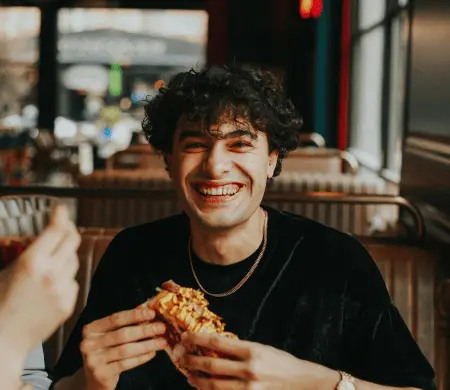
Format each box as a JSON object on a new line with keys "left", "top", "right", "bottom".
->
{"left": 192, "top": 183, "right": 245, "bottom": 201}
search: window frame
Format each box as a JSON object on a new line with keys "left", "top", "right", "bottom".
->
{"left": 348, "top": 0, "right": 412, "bottom": 182}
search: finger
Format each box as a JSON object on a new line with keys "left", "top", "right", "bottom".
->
{"left": 180, "top": 355, "right": 255, "bottom": 380}
{"left": 186, "top": 375, "right": 247, "bottom": 390}
{"left": 25, "top": 223, "right": 66, "bottom": 258}
{"left": 50, "top": 250, "right": 79, "bottom": 282}
{"left": 93, "top": 322, "right": 166, "bottom": 349}
{"left": 64, "top": 253, "right": 80, "bottom": 280}
{"left": 52, "top": 249, "right": 80, "bottom": 279}
{"left": 103, "top": 338, "right": 167, "bottom": 363}
{"left": 63, "top": 280, "right": 80, "bottom": 317}
{"left": 110, "top": 351, "right": 157, "bottom": 375}
{"left": 181, "top": 332, "right": 252, "bottom": 360}
{"left": 84, "top": 308, "right": 158, "bottom": 335}
{"left": 51, "top": 224, "right": 81, "bottom": 260}
{"left": 50, "top": 204, "right": 71, "bottom": 226}
{"left": 53, "top": 280, "right": 79, "bottom": 325}
{"left": 45, "top": 254, "right": 79, "bottom": 295}
{"left": 29, "top": 205, "right": 71, "bottom": 252}
{"left": 21, "top": 384, "right": 33, "bottom": 390}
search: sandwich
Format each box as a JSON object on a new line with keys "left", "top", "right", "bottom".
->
{"left": 139, "top": 280, "right": 238, "bottom": 376}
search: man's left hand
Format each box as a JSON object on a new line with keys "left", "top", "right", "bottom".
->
{"left": 180, "top": 332, "right": 339, "bottom": 390}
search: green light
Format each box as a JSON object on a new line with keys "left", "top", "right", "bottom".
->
{"left": 109, "top": 62, "right": 122, "bottom": 96}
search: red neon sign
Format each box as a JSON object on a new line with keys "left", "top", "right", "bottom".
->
{"left": 299, "top": 0, "right": 323, "bottom": 18}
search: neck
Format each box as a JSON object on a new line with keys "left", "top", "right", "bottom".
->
{"left": 190, "top": 207, "right": 266, "bottom": 266}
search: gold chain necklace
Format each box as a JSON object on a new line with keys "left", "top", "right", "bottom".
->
{"left": 188, "top": 210, "right": 268, "bottom": 298}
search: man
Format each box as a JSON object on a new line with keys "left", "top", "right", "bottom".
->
{"left": 53, "top": 65, "right": 435, "bottom": 390}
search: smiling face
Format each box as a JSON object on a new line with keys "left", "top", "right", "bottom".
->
{"left": 166, "top": 116, "right": 278, "bottom": 229}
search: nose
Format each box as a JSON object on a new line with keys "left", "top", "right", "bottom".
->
{"left": 203, "top": 144, "right": 232, "bottom": 178}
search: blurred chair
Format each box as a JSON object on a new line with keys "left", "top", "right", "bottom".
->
{"left": 76, "top": 170, "right": 180, "bottom": 228}
{"left": 266, "top": 173, "right": 397, "bottom": 235}
{"left": 283, "top": 148, "right": 359, "bottom": 174}
{"left": 105, "top": 145, "right": 165, "bottom": 171}
{"left": 298, "top": 132, "right": 326, "bottom": 148}
{"left": 75, "top": 169, "right": 398, "bottom": 236}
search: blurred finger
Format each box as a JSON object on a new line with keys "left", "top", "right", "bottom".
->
{"left": 28, "top": 205, "right": 74, "bottom": 257}
{"left": 52, "top": 224, "right": 81, "bottom": 259}
{"left": 50, "top": 204, "right": 71, "bottom": 226}
{"left": 25, "top": 223, "right": 66, "bottom": 258}
{"left": 60, "top": 280, "right": 79, "bottom": 321}
{"left": 52, "top": 253, "right": 79, "bottom": 283}
{"left": 52, "top": 243, "right": 80, "bottom": 278}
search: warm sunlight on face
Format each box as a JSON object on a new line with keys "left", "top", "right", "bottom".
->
{"left": 167, "top": 116, "right": 278, "bottom": 229}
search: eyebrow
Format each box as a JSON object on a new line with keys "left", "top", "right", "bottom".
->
{"left": 179, "top": 129, "right": 258, "bottom": 141}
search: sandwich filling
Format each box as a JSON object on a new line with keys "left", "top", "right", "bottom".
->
{"left": 139, "top": 280, "right": 238, "bottom": 374}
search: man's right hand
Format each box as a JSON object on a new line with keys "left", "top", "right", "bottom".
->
{"left": 80, "top": 307, "right": 167, "bottom": 390}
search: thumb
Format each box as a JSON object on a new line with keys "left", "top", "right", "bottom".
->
{"left": 20, "top": 384, "right": 33, "bottom": 390}
{"left": 49, "top": 204, "right": 71, "bottom": 227}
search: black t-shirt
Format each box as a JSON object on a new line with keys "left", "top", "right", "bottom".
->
{"left": 53, "top": 206, "right": 436, "bottom": 390}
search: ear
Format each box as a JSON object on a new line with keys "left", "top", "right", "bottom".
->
{"left": 267, "top": 150, "right": 278, "bottom": 179}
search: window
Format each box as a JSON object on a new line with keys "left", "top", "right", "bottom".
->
{"left": 386, "top": 11, "right": 409, "bottom": 175}
{"left": 350, "top": 27, "right": 385, "bottom": 170}
{"left": 0, "top": 7, "right": 40, "bottom": 125}
{"left": 349, "top": 0, "right": 411, "bottom": 181}
{"left": 358, "top": 0, "right": 386, "bottom": 30}
{"left": 55, "top": 8, "right": 208, "bottom": 159}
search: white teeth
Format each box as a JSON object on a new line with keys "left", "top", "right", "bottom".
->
{"left": 198, "top": 184, "right": 241, "bottom": 196}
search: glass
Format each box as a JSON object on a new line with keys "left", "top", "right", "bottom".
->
{"left": 350, "top": 26, "right": 385, "bottom": 171}
{"left": 386, "top": 12, "right": 409, "bottom": 174}
{"left": 0, "top": 195, "right": 59, "bottom": 269}
{"left": 358, "top": 0, "right": 386, "bottom": 30}
{"left": 0, "top": 236, "right": 33, "bottom": 270}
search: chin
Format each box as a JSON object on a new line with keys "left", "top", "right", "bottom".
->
{"left": 187, "top": 203, "right": 257, "bottom": 230}
{"left": 194, "top": 211, "right": 246, "bottom": 229}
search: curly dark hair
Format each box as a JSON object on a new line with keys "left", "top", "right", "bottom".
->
{"left": 142, "top": 64, "right": 303, "bottom": 178}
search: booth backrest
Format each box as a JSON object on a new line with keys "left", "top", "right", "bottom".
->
{"left": 76, "top": 171, "right": 396, "bottom": 235}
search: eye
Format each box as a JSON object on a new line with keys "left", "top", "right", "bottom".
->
{"left": 230, "top": 141, "right": 253, "bottom": 149}
{"left": 185, "top": 142, "right": 207, "bottom": 151}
